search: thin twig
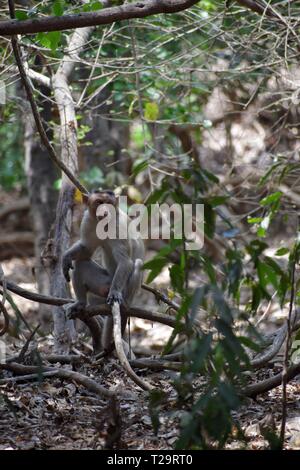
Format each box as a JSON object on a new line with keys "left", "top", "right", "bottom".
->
{"left": 17, "top": 324, "right": 41, "bottom": 363}
{"left": 142, "top": 283, "right": 179, "bottom": 310}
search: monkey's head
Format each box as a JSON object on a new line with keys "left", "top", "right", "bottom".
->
{"left": 83, "top": 189, "right": 117, "bottom": 219}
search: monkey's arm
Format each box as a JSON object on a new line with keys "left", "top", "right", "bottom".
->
{"left": 62, "top": 241, "right": 92, "bottom": 282}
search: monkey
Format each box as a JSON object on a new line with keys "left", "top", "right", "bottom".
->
{"left": 62, "top": 189, "right": 145, "bottom": 353}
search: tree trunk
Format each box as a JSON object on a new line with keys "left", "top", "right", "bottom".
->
{"left": 51, "top": 27, "right": 94, "bottom": 353}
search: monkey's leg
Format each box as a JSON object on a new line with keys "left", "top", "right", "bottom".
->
{"left": 65, "top": 259, "right": 110, "bottom": 317}
{"left": 72, "top": 259, "right": 111, "bottom": 302}
{"left": 65, "top": 260, "right": 112, "bottom": 354}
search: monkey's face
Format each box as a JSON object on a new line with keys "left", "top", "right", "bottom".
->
{"left": 87, "top": 190, "right": 117, "bottom": 220}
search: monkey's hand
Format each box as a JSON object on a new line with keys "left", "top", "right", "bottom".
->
{"left": 62, "top": 254, "right": 73, "bottom": 283}
{"left": 63, "top": 301, "right": 86, "bottom": 320}
{"left": 107, "top": 290, "right": 123, "bottom": 306}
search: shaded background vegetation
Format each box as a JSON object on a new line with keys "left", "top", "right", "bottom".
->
{"left": 1, "top": 0, "right": 300, "bottom": 450}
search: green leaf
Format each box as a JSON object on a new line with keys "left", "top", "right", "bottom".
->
{"left": 215, "top": 318, "right": 248, "bottom": 363}
{"left": 209, "top": 195, "right": 229, "bottom": 207}
{"left": 218, "top": 382, "right": 240, "bottom": 409}
{"left": 258, "top": 161, "right": 282, "bottom": 186}
{"left": 188, "top": 334, "right": 212, "bottom": 373}
{"left": 201, "top": 169, "right": 219, "bottom": 184}
{"left": 82, "top": 2, "right": 103, "bottom": 12}
{"left": 147, "top": 181, "right": 169, "bottom": 204}
{"left": 260, "top": 191, "right": 282, "bottom": 206}
{"left": 37, "top": 31, "right": 61, "bottom": 51}
{"left": 91, "top": 1, "right": 104, "bottom": 11}
{"left": 144, "top": 257, "right": 168, "bottom": 271}
{"left": 155, "top": 239, "right": 181, "bottom": 257}
{"left": 52, "top": 0, "right": 65, "bottom": 16}
{"left": 247, "top": 217, "right": 263, "bottom": 224}
{"left": 238, "top": 336, "right": 261, "bottom": 352}
{"left": 257, "top": 260, "right": 278, "bottom": 290}
{"left": 15, "top": 10, "right": 28, "bottom": 20}
{"left": 200, "top": 256, "right": 216, "bottom": 284}
{"left": 144, "top": 257, "right": 169, "bottom": 283}
{"left": 257, "top": 226, "right": 266, "bottom": 238}
{"left": 275, "top": 247, "right": 289, "bottom": 256}
{"left": 132, "top": 159, "right": 148, "bottom": 177}
{"left": 251, "top": 283, "right": 262, "bottom": 313}
{"left": 204, "top": 204, "right": 216, "bottom": 239}
{"left": 49, "top": 31, "right": 61, "bottom": 51}
{"left": 53, "top": 178, "right": 62, "bottom": 190}
{"left": 144, "top": 102, "right": 159, "bottom": 121}
{"left": 169, "top": 264, "right": 185, "bottom": 293}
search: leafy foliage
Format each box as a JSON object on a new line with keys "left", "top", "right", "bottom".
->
{"left": 2, "top": 0, "right": 300, "bottom": 450}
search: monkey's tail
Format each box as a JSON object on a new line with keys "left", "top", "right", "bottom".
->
{"left": 126, "top": 258, "right": 143, "bottom": 305}
{"left": 0, "top": 300, "right": 9, "bottom": 336}
{"left": 111, "top": 301, "right": 152, "bottom": 391}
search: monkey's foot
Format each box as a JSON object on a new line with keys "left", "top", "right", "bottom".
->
{"left": 104, "top": 340, "right": 136, "bottom": 360}
{"left": 64, "top": 301, "right": 86, "bottom": 320}
{"left": 107, "top": 291, "right": 123, "bottom": 306}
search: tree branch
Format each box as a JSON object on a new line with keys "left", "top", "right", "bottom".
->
{"left": 0, "top": 275, "right": 182, "bottom": 334}
{"left": 243, "top": 362, "right": 300, "bottom": 398}
{"left": 249, "top": 311, "right": 300, "bottom": 370}
{"left": 235, "top": 0, "right": 279, "bottom": 19}
{"left": 0, "top": 362, "right": 115, "bottom": 398}
{"left": 142, "top": 283, "right": 179, "bottom": 310}
{"left": 111, "top": 301, "right": 152, "bottom": 391}
{"left": 1, "top": 1, "right": 200, "bottom": 36}
{"left": 0, "top": 278, "right": 72, "bottom": 305}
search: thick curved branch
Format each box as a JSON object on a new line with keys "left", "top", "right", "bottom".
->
{"left": 243, "top": 363, "right": 300, "bottom": 398}
{"left": 0, "top": 362, "right": 115, "bottom": 398}
{"left": 1, "top": 1, "right": 200, "bottom": 36}
{"left": 75, "top": 304, "right": 181, "bottom": 330}
{"left": 249, "top": 311, "right": 300, "bottom": 369}
{"left": 111, "top": 301, "right": 152, "bottom": 391}
{"left": 0, "top": 278, "right": 180, "bottom": 328}
{"left": 235, "top": 0, "right": 273, "bottom": 17}
{"left": 0, "top": 278, "right": 72, "bottom": 305}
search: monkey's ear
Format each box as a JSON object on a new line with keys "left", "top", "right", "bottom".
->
{"left": 82, "top": 193, "right": 90, "bottom": 205}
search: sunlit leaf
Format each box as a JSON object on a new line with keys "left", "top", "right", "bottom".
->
{"left": 144, "top": 102, "right": 159, "bottom": 121}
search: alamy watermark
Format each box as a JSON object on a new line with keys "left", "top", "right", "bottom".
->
{"left": 95, "top": 197, "right": 204, "bottom": 251}
{"left": 0, "top": 340, "right": 6, "bottom": 364}
{"left": 291, "top": 339, "right": 300, "bottom": 365}
{"left": 0, "top": 80, "right": 6, "bottom": 105}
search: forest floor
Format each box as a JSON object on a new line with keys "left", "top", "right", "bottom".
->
{"left": 1, "top": 257, "right": 300, "bottom": 450}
